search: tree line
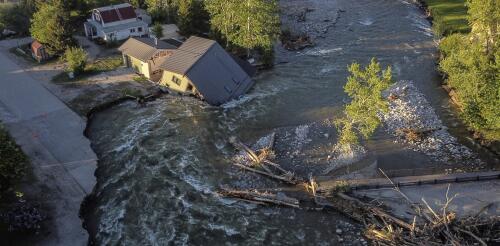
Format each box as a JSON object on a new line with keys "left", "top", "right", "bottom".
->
{"left": 438, "top": 0, "right": 499, "bottom": 141}
{"left": 1, "top": 0, "right": 280, "bottom": 65}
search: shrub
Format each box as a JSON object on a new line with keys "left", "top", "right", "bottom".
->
{"left": 0, "top": 126, "right": 28, "bottom": 194}
{"left": 152, "top": 23, "right": 163, "bottom": 39}
{"left": 1, "top": 198, "right": 45, "bottom": 233}
{"left": 63, "top": 47, "right": 87, "bottom": 75}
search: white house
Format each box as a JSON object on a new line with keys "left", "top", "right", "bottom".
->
{"left": 84, "top": 3, "right": 149, "bottom": 42}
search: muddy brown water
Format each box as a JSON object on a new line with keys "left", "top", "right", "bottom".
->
{"left": 84, "top": 0, "right": 498, "bottom": 244}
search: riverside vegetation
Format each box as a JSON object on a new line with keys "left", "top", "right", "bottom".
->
{"left": 0, "top": 125, "right": 44, "bottom": 236}
{"left": 425, "top": 0, "right": 499, "bottom": 142}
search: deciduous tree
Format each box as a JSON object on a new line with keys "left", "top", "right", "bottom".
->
{"left": 206, "top": 0, "right": 280, "bottom": 57}
{"left": 63, "top": 47, "right": 88, "bottom": 75}
{"left": 467, "top": 0, "right": 499, "bottom": 53}
{"left": 336, "top": 58, "right": 393, "bottom": 145}
{"left": 30, "top": 0, "right": 73, "bottom": 56}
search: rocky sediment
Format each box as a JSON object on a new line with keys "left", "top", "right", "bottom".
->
{"left": 380, "top": 81, "right": 484, "bottom": 169}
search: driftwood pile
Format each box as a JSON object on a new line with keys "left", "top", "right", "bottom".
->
{"left": 281, "top": 33, "right": 314, "bottom": 51}
{"left": 358, "top": 172, "right": 500, "bottom": 245}
{"left": 229, "top": 134, "right": 303, "bottom": 185}
{"left": 220, "top": 135, "right": 500, "bottom": 245}
{"left": 396, "top": 128, "right": 440, "bottom": 142}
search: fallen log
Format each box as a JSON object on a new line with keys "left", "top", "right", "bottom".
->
{"left": 229, "top": 137, "right": 261, "bottom": 163}
{"left": 234, "top": 163, "right": 300, "bottom": 185}
{"left": 218, "top": 189, "right": 300, "bottom": 208}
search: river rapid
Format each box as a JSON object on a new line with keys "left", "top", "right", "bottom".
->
{"left": 85, "top": 0, "right": 497, "bottom": 245}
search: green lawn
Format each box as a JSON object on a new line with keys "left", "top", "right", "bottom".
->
{"left": 423, "top": 0, "right": 471, "bottom": 36}
{"left": 52, "top": 55, "right": 123, "bottom": 83}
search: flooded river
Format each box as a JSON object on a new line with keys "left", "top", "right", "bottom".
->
{"left": 85, "top": 0, "right": 497, "bottom": 244}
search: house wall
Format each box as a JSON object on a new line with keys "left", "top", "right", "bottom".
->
{"left": 128, "top": 55, "right": 151, "bottom": 78}
{"left": 103, "top": 24, "right": 148, "bottom": 42}
{"left": 159, "top": 71, "right": 197, "bottom": 93}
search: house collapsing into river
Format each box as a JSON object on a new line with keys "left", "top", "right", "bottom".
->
{"left": 119, "top": 36, "right": 256, "bottom": 105}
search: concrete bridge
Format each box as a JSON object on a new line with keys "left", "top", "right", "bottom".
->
{"left": 317, "top": 170, "right": 500, "bottom": 194}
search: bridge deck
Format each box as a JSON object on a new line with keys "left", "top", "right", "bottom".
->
{"left": 317, "top": 171, "right": 500, "bottom": 194}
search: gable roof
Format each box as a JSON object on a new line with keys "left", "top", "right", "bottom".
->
{"left": 96, "top": 3, "right": 137, "bottom": 24}
{"left": 160, "top": 36, "right": 254, "bottom": 105}
{"left": 159, "top": 36, "right": 216, "bottom": 75}
{"left": 118, "top": 37, "right": 177, "bottom": 62}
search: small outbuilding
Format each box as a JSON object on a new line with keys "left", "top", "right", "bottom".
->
{"left": 30, "top": 40, "right": 50, "bottom": 62}
{"left": 118, "top": 37, "right": 178, "bottom": 81}
{"left": 158, "top": 36, "right": 255, "bottom": 105}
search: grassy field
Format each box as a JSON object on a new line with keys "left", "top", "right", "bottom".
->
{"left": 52, "top": 55, "right": 123, "bottom": 83}
{"left": 423, "top": 0, "right": 471, "bottom": 36}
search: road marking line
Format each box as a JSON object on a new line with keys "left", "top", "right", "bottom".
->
{"left": 39, "top": 158, "right": 97, "bottom": 168}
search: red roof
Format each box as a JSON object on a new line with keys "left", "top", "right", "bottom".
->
{"left": 99, "top": 6, "right": 137, "bottom": 24}
{"left": 31, "top": 40, "right": 43, "bottom": 50}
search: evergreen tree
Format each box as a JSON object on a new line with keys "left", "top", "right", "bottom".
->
{"left": 152, "top": 22, "right": 163, "bottom": 39}
{"left": 30, "top": 0, "right": 73, "bottom": 56}
{"left": 336, "top": 58, "right": 393, "bottom": 145}
{"left": 177, "top": 0, "right": 193, "bottom": 35}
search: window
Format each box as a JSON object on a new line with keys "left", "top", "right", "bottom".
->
{"left": 130, "top": 28, "right": 136, "bottom": 33}
{"left": 138, "top": 27, "right": 143, "bottom": 32}
{"left": 172, "top": 75, "right": 181, "bottom": 86}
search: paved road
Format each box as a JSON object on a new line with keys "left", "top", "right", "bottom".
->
{"left": 0, "top": 39, "right": 96, "bottom": 245}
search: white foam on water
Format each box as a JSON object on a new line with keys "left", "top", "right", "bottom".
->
{"left": 304, "top": 47, "right": 343, "bottom": 56}
{"left": 320, "top": 67, "right": 333, "bottom": 74}
{"left": 110, "top": 110, "right": 164, "bottom": 153}
{"left": 183, "top": 174, "right": 212, "bottom": 194}
{"left": 359, "top": 18, "right": 374, "bottom": 26}
{"left": 207, "top": 223, "right": 240, "bottom": 236}
{"left": 97, "top": 200, "right": 127, "bottom": 244}
{"left": 406, "top": 12, "right": 433, "bottom": 37}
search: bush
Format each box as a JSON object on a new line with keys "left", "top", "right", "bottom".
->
{"left": 258, "top": 46, "right": 275, "bottom": 68}
{"left": 63, "top": 47, "right": 87, "bottom": 75}
{"left": 0, "top": 126, "right": 28, "bottom": 194}
{"left": 1, "top": 198, "right": 45, "bottom": 233}
{"left": 152, "top": 23, "right": 163, "bottom": 39}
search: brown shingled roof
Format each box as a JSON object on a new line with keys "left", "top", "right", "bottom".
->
{"left": 119, "top": 37, "right": 176, "bottom": 62}
{"left": 159, "top": 36, "right": 216, "bottom": 75}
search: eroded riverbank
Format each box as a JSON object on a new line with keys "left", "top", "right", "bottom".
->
{"left": 83, "top": 0, "right": 498, "bottom": 244}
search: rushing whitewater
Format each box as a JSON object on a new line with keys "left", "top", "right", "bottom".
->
{"left": 85, "top": 0, "right": 493, "bottom": 244}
